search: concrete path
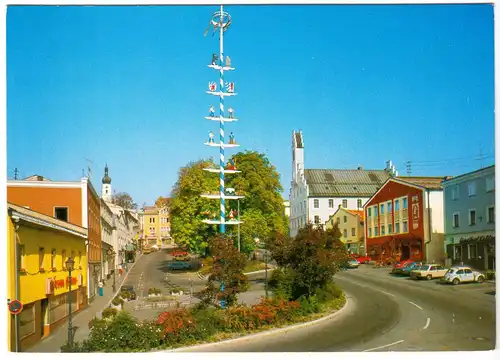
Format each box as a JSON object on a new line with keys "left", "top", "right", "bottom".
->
{"left": 26, "top": 257, "right": 141, "bottom": 353}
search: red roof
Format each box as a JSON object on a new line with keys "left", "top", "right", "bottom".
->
{"left": 346, "top": 209, "right": 365, "bottom": 222}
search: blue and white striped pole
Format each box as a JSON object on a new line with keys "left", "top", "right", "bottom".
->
{"left": 219, "top": 5, "right": 226, "bottom": 234}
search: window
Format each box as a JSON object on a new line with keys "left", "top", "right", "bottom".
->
{"left": 374, "top": 226, "right": 379, "bottom": 236}
{"left": 343, "top": 216, "right": 347, "bottom": 223}
{"left": 486, "top": 176, "right": 495, "bottom": 192}
{"left": 336, "top": 217, "right": 340, "bottom": 224}
{"left": 387, "top": 202, "right": 392, "bottom": 213}
{"left": 402, "top": 197, "right": 408, "bottom": 209}
{"left": 61, "top": 250, "right": 67, "bottom": 268}
{"left": 150, "top": 217, "right": 156, "bottom": 223}
{"left": 395, "top": 200, "right": 400, "bottom": 211}
{"left": 374, "top": 206, "right": 379, "bottom": 216}
{"left": 357, "top": 199, "right": 362, "bottom": 208}
{"left": 381, "top": 225, "right": 385, "bottom": 235}
{"left": 314, "top": 216, "right": 320, "bottom": 224}
{"left": 328, "top": 199, "right": 334, "bottom": 208}
{"left": 342, "top": 199, "right": 348, "bottom": 208}
{"left": 351, "top": 228, "right": 356, "bottom": 236}
{"left": 468, "top": 182, "right": 477, "bottom": 197}
{"left": 380, "top": 204, "right": 385, "bottom": 215}
{"left": 19, "top": 304, "right": 35, "bottom": 339}
{"left": 51, "top": 249, "right": 56, "bottom": 269}
{"left": 343, "top": 229, "right": 347, "bottom": 238}
{"left": 388, "top": 224, "right": 393, "bottom": 234}
{"left": 368, "top": 208, "right": 372, "bottom": 216}
{"left": 395, "top": 223, "right": 400, "bottom": 233}
{"left": 451, "top": 185, "right": 459, "bottom": 200}
{"left": 314, "top": 199, "right": 319, "bottom": 208}
{"left": 469, "top": 209, "right": 476, "bottom": 226}
{"left": 487, "top": 206, "right": 495, "bottom": 223}
{"left": 403, "top": 221, "right": 408, "bottom": 232}
{"left": 149, "top": 226, "right": 155, "bottom": 233}
{"left": 18, "top": 245, "right": 25, "bottom": 271}
{"left": 454, "top": 246, "right": 462, "bottom": 260}
{"left": 368, "top": 228, "right": 372, "bottom": 237}
{"left": 54, "top": 207, "right": 68, "bottom": 222}
{"left": 464, "top": 268, "right": 472, "bottom": 275}
{"left": 469, "top": 244, "right": 478, "bottom": 259}
{"left": 38, "top": 247, "right": 45, "bottom": 270}
{"left": 453, "top": 213, "right": 460, "bottom": 228}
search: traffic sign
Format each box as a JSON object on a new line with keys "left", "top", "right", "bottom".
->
{"left": 8, "top": 300, "right": 23, "bottom": 315}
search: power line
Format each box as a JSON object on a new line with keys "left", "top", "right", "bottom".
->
{"left": 409, "top": 153, "right": 493, "bottom": 165}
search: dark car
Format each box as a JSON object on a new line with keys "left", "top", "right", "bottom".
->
{"left": 167, "top": 261, "right": 192, "bottom": 270}
{"left": 401, "top": 261, "right": 424, "bottom": 276}
{"left": 120, "top": 285, "right": 137, "bottom": 300}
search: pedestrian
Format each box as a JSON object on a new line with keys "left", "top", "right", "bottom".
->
{"left": 98, "top": 280, "right": 104, "bottom": 297}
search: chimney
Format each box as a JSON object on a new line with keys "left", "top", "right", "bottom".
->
{"left": 357, "top": 165, "right": 363, "bottom": 170}
{"left": 37, "top": 175, "right": 43, "bottom": 181}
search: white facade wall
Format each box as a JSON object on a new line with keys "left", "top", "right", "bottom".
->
{"left": 289, "top": 180, "right": 308, "bottom": 237}
{"left": 308, "top": 197, "right": 370, "bottom": 227}
{"left": 428, "top": 191, "right": 445, "bottom": 233}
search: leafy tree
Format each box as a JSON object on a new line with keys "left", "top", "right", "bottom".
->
{"left": 199, "top": 235, "right": 249, "bottom": 308}
{"left": 155, "top": 196, "right": 169, "bottom": 208}
{"left": 169, "top": 159, "right": 220, "bottom": 254}
{"left": 225, "top": 151, "right": 288, "bottom": 253}
{"left": 112, "top": 192, "right": 137, "bottom": 210}
{"left": 268, "top": 223, "right": 349, "bottom": 300}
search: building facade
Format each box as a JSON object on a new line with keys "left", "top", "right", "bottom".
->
{"left": 7, "top": 176, "right": 102, "bottom": 301}
{"left": 7, "top": 204, "right": 88, "bottom": 351}
{"left": 325, "top": 207, "right": 365, "bottom": 254}
{"left": 442, "top": 165, "right": 495, "bottom": 270}
{"left": 364, "top": 177, "right": 448, "bottom": 264}
{"left": 139, "top": 204, "right": 171, "bottom": 247}
{"left": 100, "top": 199, "right": 115, "bottom": 279}
{"left": 289, "top": 130, "right": 398, "bottom": 237}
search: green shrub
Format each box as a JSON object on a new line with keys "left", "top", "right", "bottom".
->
{"left": 102, "top": 307, "right": 118, "bottom": 319}
{"left": 190, "top": 308, "right": 224, "bottom": 339}
{"left": 315, "top": 282, "right": 343, "bottom": 303}
{"left": 148, "top": 288, "right": 162, "bottom": 295}
{"left": 298, "top": 294, "right": 319, "bottom": 315}
{"left": 268, "top": 267, "right": 295, "bottom": 301}
{"left": 112, "top": 297, "right": 124, "bottom": 307}
{"left": 120, "top": 291, "right": 131, "bottom": 300}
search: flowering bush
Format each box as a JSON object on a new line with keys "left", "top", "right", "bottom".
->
{"left": 156, "top": 308, "right": 195, "bottom": 343}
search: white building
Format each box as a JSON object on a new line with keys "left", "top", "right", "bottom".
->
{"left": 100, "top": 199, "right": 115, "bottom": 279}
{"left": 289, "top": 130, "right": 398, "bottom": 237}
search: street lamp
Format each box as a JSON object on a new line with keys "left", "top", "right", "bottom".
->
{"left": 65, "top": 257, "right": 75, "bottom": 348}
{"left": 254, "top": 237, "right": 268, "bottom": 299}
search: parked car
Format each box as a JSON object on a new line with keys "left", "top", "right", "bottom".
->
{"left": 410, "top": 264, "right": 448, "bottom": 280}
{"left": 442, "top": 266, "right": 485, "bottom": 285}
{"left": 171, "top": 249, "right": 189, "bottom": 257}
{"left": 400, "top": 261, "right": 424, "bottom": 276}
{"left": 120, "top": 285, "right": 137, "bottom": 300}
{"left": 167, "top": 261, "right": 192, "bottom": 270}
{"left": 391, "top": 259, "right": 416, "bottom": 273}
{"left": 354, "top": 255, "right": 371, "bottom": 264}
{"left": 345, "top": 259, "right": 360, "bottom": 269}
{"left": 143, "top": 248, "right": 152, "bottom": 255}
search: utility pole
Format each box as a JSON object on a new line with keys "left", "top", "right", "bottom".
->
{"left": 406, "top": 161, "right": 412, "bottom": 176}
{"left": 13, "top": 168, "right": 19, "bottom": 180}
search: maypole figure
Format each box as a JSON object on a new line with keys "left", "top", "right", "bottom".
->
{"left": 229, "top": 132, "right": 236, "bottom": 145}
{"left": 228, "top": 107, "right": 234, "bottom": 119}
{"left": 208, "top": 131, "right": 215, "bottom": 144}
{"left": 209, "top": 105, "right": 215, "bottom": 117}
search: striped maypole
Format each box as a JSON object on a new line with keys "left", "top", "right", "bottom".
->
{"left": 218, "top": 5, "right": 226, "bottom": 234}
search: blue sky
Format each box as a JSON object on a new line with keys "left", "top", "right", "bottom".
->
{"left": 7, "top": 4, "right": 495, "bottom": 206}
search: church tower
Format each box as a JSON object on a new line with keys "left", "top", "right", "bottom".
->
{"left": 292, "top": 130, "right": 305, "bottom": 182}
{"left": 101, "top": 164, "right": 112, "bottom": 202}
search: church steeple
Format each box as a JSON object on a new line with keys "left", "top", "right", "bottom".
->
{"left": 101, "top": 163, "right": 112, "bottom": 201}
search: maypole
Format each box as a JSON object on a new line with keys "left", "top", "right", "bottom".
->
{"left": 202, "top": 5, "right": 243, "bottom": 236}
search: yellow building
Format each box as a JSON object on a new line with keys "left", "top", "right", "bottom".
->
{"left": 326, "top": 207, "right": 366, "bottom": 255}
{"left": 7, "top": 203, "right": 88, "bottom": 351}
{"left": 140, "top": 204, "right": 171, "bottom": 248}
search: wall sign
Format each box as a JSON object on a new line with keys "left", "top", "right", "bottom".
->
{"left": 8, "top": 300, "right": 23, "bottom": 315}
{"left": 412, "top": 195, "right": 419, "bottom": 229}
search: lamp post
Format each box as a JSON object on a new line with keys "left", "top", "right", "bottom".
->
{"left": 65, "top": 257, "right": 75, "bottom": 349}
{"left": 254, "top": 237, "right": 268, "bottom": 299}
{"left": 107, "top": 249, "right": 116, "bottom": 292}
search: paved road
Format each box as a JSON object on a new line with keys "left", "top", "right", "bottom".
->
{"left": 176, "top": 265, "right": 496, "bottom": 352}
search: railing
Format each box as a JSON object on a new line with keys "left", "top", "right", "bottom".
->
{"left": 402, "top": 208, "right": 408, "bottom": 220}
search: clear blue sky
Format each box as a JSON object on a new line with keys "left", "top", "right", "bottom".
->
{"left": 7, "top": 4, "right": 495, "bottom": 206}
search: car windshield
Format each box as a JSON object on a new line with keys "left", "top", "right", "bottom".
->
{"left": 446, "top": 268, "right": 457, "bottom": 274}
{"left": 403, "top": 262, "right": 415, "bottom": 268}
{"left": 416, "top": 265, "right": 429, "bottom": 270}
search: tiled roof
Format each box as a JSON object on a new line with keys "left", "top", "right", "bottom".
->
{"left": 347, "top": 209, "right": 365, "bottom": 222}
{"left": 396, "top": 176, "right": 449, "bottom": 190}
{"left": 304, "top": 169, "right": 392, "bottom": 197}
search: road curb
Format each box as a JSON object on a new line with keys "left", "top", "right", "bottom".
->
{"left": 105, "top": 253, "right": 143, "bottom": 309}
{"left": 165, "top": 292, "right": 352, "bottom": 352}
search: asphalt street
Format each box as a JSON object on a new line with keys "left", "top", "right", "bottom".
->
{"left": 175, "top": 265, "right": 496, "bottom": 352}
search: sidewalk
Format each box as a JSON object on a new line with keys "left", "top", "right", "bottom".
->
{"left": 27, "top": 262, "right": 137, "bottom": 353}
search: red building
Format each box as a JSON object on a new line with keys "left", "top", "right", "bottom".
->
{"left": 364, "top": 177, "right": 449, "bottom": 264}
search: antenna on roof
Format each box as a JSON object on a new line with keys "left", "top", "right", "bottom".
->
{"left": 14, "top": 168, "right": 19, "bottom": 180}
{"left": 406, "top": 161, "right": 412, "bottom": 176}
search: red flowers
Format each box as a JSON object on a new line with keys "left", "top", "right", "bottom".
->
{"left": 156, "top": 309, "right": 195, "bottom": 338}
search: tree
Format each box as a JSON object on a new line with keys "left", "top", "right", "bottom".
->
{"left": 225, "top": 151, "right": 288, "bottom": 253}
{"left": 169, "top": 159, "right": 220, "bottom": 254}
{"left": 199, "top": 235, "right": 249, "bottom": 308}
{"left": 268, "top": 223, "right": 349, "bottom": 300}
{"left": 155, "top": 196, "right": 169, "bottom": 208}
{"left": 112, "top": 192, "right": 137, "bottom": 210}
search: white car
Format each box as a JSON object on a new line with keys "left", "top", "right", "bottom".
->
{"left": 442, "top": 266, "right": 485, "bottom": 285}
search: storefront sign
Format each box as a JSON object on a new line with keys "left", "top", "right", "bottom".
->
{"left": 412, "top": 196, "right": 419, "bottom": 229}
{"left": 52, "top": 276, "right": 77, "bottom": 289}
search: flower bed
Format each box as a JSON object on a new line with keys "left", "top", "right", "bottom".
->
{"left": 62, "top": 284, "right": 345, "bottom": 352}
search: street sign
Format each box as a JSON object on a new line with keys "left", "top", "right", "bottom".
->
{"left": 8, "top": 300, "right": 23, "bottom": 315}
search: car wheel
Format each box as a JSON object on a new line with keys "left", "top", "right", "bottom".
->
{"left": 426, "top": 274, "right": 432, "bottom": 280}
{"left": 477, "top": 276, "right": 485, "bottom": 283}
{"left": 452, "top": 278, "right": 460, "bottom": 285}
